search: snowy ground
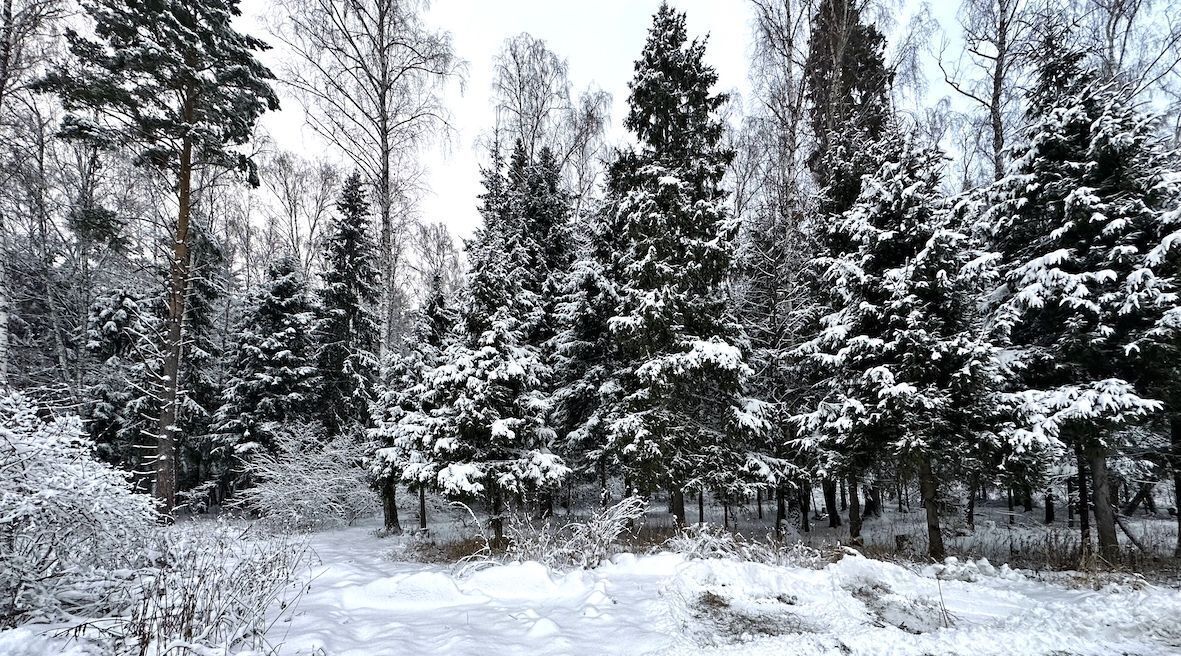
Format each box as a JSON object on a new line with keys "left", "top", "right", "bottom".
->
{"left": 4, "top": 499, "right": 1180, "bottom": 656}
{"left": 255, "top": 520, "right": 1181, "bottom": 656}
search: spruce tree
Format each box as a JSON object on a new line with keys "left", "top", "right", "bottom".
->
{"left": 797, "top": 0, "right": 894, "bottom": 531}
{"left": 216, "top": 256, "right": 318, "bottom": 457}
{"left": 383, "top": 154, "right": 566, "bottom": 540}
{"left": 371, "top": 272, "right": 455, "bottom": 532}
{"left": 979, "top": 35, "right": 1181, "bottom": 561}
{"left": 317, "top": 172, "right": 381, "bottom": 436}
{"left": 796, "top": 130, "right": 1004, "bottom": 556}
{"left": 601, "top": 4, "right": 762, "bottom": 526}
{"left": 39, "top": 0, "right": 278, "bottom": 511}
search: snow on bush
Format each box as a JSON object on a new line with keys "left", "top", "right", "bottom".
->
{"left": 663, "top": 524, "right": 831, "bottom": 570}
{"left": 505, "top": 496, "right": 649, "bottom": 568}
{"left": 114, "top": 524, "right": 310, "bottom": 655}
{"left": 0, "top": 393, "right": 156, "bottom": 625}
{"left": 230, "top": 422, "right": 378, "bottom": 531}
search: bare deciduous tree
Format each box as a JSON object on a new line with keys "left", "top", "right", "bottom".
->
{"left": 272, "top": 0, "right": 463, "bottom": 354}
{"left": 939, "top": 0, "right": 1039, "bottom": 183}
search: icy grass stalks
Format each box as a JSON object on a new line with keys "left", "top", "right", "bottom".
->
{"left": 504, "top": 496, "right": 649, "bottom": 568}
{"left": 73, "top": 524, "right": 313, "bottom": 656}
{"left": 230, "top": 423, "right": 378, "bottom": 531}
{"left": 664, "top": 524, "right": 833, "bottom": 569}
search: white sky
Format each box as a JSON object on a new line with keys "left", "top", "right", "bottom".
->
{"left": 246, "top": 0, "right": 757, "bottom": 238}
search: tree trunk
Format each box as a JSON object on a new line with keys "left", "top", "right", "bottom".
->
{"left": 839, "top": 479, "right": 847, "bottom": 511}
{"left": 490, "top": 483, "right": 504, "bottom": 543}
{"left": 756, "top": 488, "right": 763, "bottom": 520}
{"left": 1089, "top": 448, "right": 1120, "bottom": 562}
{"left": 1006, "top": 487, "right": 1015, "bottom": 524}
{"left": 965, "top": 475, "right": 977, "bottom": 530}
{"left": 598, "top": 459, "right": 609, "bottom": 508}
{"left": 1067, "top": 476, "right": 1075, "bottom": 528}
{"left": 1122, "top": 482, "right": 1155, "bottom": 516}
{"left": 381, "top": 477, "right": 402, "bottom": 534}
{"left": 847, "top": 475, "right": 862, "bottom": 540}
{"left": 1044, "top": 491, "right": 1055, "bottom": 524}
{"left": 698, "top": 489, "right": 704, "bottom": 524}
{"left": 799, "top": 483, "right": 811, "bottom": 533}
{"left": 418, "top": 486, "right": 427, "bottom": 531}
{"left": 919, "top": 457, "right": 944, "bottom": 560}
{"left": 671, "top": 488, "right": 686, "bottom": 527}
{"left": 1172, "top": 416, "right": 1181, "bottom": 558}
{"left": 1022, "top": 484, "right": 1033, "bottom": 512}
{"left": 775, "top": 486, "right": 786, "bottom": 539}
{"left": 823, "top": 479, "right": 841, "bottom": 527}
{"left": 155, "top": 134, "right": 194, "bottom": 514}
{"left": 1075, "top": 444, "right": 1092, "bottom": 557}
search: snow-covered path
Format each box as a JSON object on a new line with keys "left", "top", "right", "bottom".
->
{"left": 269, "top": 523, "right": 1181, "bottom": 656}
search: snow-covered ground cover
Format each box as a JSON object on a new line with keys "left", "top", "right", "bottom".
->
{"left": 5, "top": 501, "right": 1180, "bottom": 655}
{"left": 269, "top": 521, "right": 1181, "bottom": 655}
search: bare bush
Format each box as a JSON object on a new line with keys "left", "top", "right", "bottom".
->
{"left": 664, "top": 524, "right": 831, "bottom": 570}
{"left": 111, "top": 524, "right": 311, "bottom": 655}
{"left": 505, "top": 496, "right": 648, "bottom": 568}
{"left": 230, "top": 423, "right": 379, "bottom": 531}
{"left": 0, "top": 393, "right": 157, "bottom": 625}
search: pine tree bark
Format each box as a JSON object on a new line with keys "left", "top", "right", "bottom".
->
{"left": 1089, "top": 448, "right": 1120, "bottom": 562}
{"left": 155, "top": 131, "right": 194, "bottom": 514}
{"left": 919, "top": 457, "right": 944, "bottom": 560}
{"left": 1172, "top": 416, "right": 1181, "bottom": 558}
{"left": 823, "top": 479, "right": 841, "bottom": 527}
{"left": 381, "top": 477, "right": 402, "bottom": 534}
{"left": 1044, "top": 491, "right": 1054, "bottom": 524}
{"left": 418, "top": 486, "right": 427, "bottom": 531}
{"left": 965, "top": 475, "right": 977, "bottom": 530}
{"left": 698, "top": 489, "right": 704, "bottom": 524}
{"left": 1067, "top": 476, "right": 1075, "bottom": 527}
{"left": 1122, "top": 482, "right": 1155, "bottom": 516}
{"left": 671, "top": 488, "right": 686, "bottom": 527}
{"left": 847, "top": 474, "right": 862, "bottom": 540}
{"left": 799, "top": 483, "right": 811, "bottom": 533}
{"left": 775, "top": 486, "right": 786, "bottom": 539}
{"left": 1075, "top": 444, "right": 1092, "bottom": 557}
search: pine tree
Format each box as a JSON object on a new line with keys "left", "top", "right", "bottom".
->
{"left": 600, "top": 4, "right": 763, "bottom": 526}
{"left": 317, "top": 172, "right": 381, "bottom": 436}
{"left": 39, "top": 0, "right": 278, "bottom": 511}
{"left": 40, "top": 0, "right": 277, "bottom": 511}
{"left": 796, "top": 130, "right": 1004, "bottom": 557}
{"left": 217, "top": 255, "right": 318, "bottom": 457}
{"left": 979, "top": 34, "right": 1181, "bottom": 561}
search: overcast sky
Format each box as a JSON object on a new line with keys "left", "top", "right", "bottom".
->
{"left": 246, "top": 0, "right": 757, "bottom": 238}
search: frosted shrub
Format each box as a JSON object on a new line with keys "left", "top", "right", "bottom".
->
{"left": 231, "top": 423, "right": 378, "bottom": 530}
{"left": 0, "top": 393, "right": 156, "bottom": 625}
{"left": 506, "top": 496, "right": 648, "bottom": 568}
{"left": 117, "top": 524, "right": 310, "bottom": 655}
{"left": 664, "top": 524, "right": 828, "bottom": 569}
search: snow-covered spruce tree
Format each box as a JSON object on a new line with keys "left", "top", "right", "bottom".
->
{"left": 548, "top": 195, "right": 626, "bottom": 507}
{"left": 216, "top": 255, "right": 318, "bottom": 458}
{"left": 382, "top": 153, "right": 566, "bottom": 541}
{"left": 794, "top": 130, "right": 1004, "bottom": 557}
{"left": 601, "top": 4, "right": 763, "bottom": 526}
{"left": 978, "top": 35, "right": 1181, "bottom": 561}
{"left": 370, "top": 271, "right": 455, "bottom": 532}
{"left": 317, "top": 172, "right": 381, "bottom": 437}
{"left": 38, "top": 0, "right": 278, "bottom": 512}
{"left": 798, "top": 0, "right": 895, "bottom": 530}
